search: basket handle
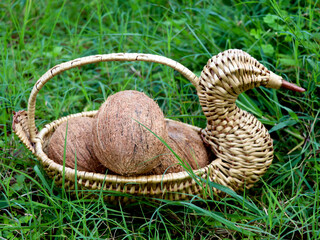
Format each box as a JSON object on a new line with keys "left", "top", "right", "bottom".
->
{"left": 27, "top": 53, "right": 200, "bottom": 142}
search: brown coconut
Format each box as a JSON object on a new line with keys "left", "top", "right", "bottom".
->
{"left": 150, "top": 120, "right": 213, "bottom": 175}
{"left": 92, "top": 90, "right": 168, "bottom": 176}
{"left": 47, "top": 117, "right": 106, "bottom": 173}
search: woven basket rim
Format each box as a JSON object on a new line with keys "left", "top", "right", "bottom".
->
{"left": 35, "top": 110, "right": 219, "bottom": 184}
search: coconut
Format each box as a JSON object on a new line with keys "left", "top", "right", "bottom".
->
{"left": 92, "top": 90, "right": 167, "bottom": 176}
{"left": 150, "top": 120, "right": 212, "bottom": 175}
{"left": 47, "top": 117, "right": 106, "bottom": 173}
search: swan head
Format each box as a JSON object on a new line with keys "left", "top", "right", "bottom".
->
{"left": 198, "top": 49, "right": 305, "bottom": 99}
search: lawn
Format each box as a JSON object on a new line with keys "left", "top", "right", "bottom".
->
{"left": 1, "top": 0, "right": 319, "bottom": 239}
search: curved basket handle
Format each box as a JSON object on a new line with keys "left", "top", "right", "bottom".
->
{"left": 28, "top": 53, "right": 200, "bottom": 142}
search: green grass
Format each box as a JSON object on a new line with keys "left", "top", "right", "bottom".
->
{"left": 1, "top": 0, "right": 319, "bottom": 239}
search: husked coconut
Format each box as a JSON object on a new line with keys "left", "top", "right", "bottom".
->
{"left": 150, "top": 120, "right": 212, "bottom": 175}
{"left": 47, "top": 117, "right": 106, "bottom": 173}
{"left": 92, "top": 90, "right": 167, "bottom": 176}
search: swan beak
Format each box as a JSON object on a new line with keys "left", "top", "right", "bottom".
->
{"left": 281, "top": 80, "right": 306, "bottom": 92}
{"left": 266, "top": 72, "right": 305, "bottom": 92}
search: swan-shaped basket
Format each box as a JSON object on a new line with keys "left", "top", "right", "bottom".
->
{"left": 13, "top": 49, "right": 304, "bottom": 203}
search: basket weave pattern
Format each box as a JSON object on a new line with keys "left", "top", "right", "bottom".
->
{"left": 13, "top": 50, "right": 284, "bottom": 202}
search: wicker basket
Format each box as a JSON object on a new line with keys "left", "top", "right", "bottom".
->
{"left": 13, "top": 49, "right": 304, "bottom": 203}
